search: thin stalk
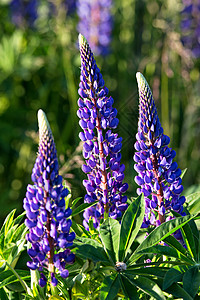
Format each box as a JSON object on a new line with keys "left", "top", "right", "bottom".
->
{"left": 151, "top": 152, "right": 165, "bottom": 224}
{"left": 44, "top": 191, "right": 59, "bottom": 296}
{"left": 51, "top": 284, "right": 59, "bottom": 296}
{"left": 88, "top": 74, "right": 109, "bottom": 216}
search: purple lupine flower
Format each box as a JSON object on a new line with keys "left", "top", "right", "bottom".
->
{"left": 77, "top": 0, "right": 112, "bottom": 56}
{"left": 180, "top": 0, "right": 200, "bottom": 58}
{"left": 10, "top": 0, "right": 38, "bottom": 27}
{"left": 134, "top": 72, "right": 186, "bottom": 233}
{"left": 78, "top": 34, "right": 128, "bottom": 230}
{"left": 24, "top": 109, "right": 75, "bottom": 287}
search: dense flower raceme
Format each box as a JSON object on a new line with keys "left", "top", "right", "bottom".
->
{"left": 134, "top": 73, "right": 186, "bottom": 240}
{"left": 181, "top": 0, "right": 200, "bottom": 58}
{"left": 10, "top": 0, "right": 38, "bottom": 27}
{"left": 24, "top": 110, "right": 75, "bottom": 287}
{"left": 78, "top": 34, "right": 128, "bottom": 230}
{"left": 10, "top": 0, "right": 76, "bottom": 27}
{"left": 77, "top": 0, "right": 112, "bottom": 56}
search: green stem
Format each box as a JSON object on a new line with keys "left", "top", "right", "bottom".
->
{"left": 51, "top": 282, "right": 59, "bottom": 296}
{"left": 104, "top": 211, "right": 109, "bottom": 220}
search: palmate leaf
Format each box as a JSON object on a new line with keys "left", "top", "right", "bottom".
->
{"left": 99, "top": 218, "right": 120, "bottom": 264}
{"left": 73, "top": 237, "right": 109, "bottom": 263}
{"left": 118, "top": 194, "right": 145, "bottom": 262}
{"left": 127, "top": 214, "right": 196, "bottom": 266}
{"left": 183, "top": 266, "right": 200, "bottom": 298}
{"left": 100, "top": 273, "right": 120, "bottom": 300}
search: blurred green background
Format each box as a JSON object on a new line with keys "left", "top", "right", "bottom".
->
{"left": 0, "top": 0, "right": 199, "bottom": 222}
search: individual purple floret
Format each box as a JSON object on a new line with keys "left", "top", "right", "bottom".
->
{"left": 77, "top": 0, "right": 112, "bottom": 56}
{"left": 24, "top": 109, "right": 75, "bottom": 287}
{"left": 10, "top": 0, "right": 38, "bottom": 27}
{"left": 134, "top": 72, "right": 186, "bottom": 232}
{"left": 78, "top": 34, "right": 128, "bottom": 230}
{"left": 180, "top": 0, "right": 200, "bottom": 58}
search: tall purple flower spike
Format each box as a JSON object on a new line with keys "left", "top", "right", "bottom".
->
{"left": 10, "top": 0, "right": 38, "bottom": 27}
{"left": 181, "top": 0, "right": 200, "bottom": 58}
{"left": 24, "top": 110, "right": 75, "bottom": 287}
{"left": 78, "top": 34, "right": 128, "bottom": 230}
{"left": 77, "top": 0, "right": 112, "bottom": 56}
{"left": 134, "top": 73, "right": 186, "bottom": 233}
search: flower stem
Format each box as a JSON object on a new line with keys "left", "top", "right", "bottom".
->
{"left": 151, "top": 153, "right": 165, "bottom": 224}
{"left": 50, "top": 283, "right": 59, "bottom": 296}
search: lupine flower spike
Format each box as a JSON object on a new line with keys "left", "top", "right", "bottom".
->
{"left": 181, "top": 0, "right": 200, "bottom": 58}
{"left": 134, "top": 73, "right": 186, "bottom": 238}
{"left": 77, "top": 0, "right": 112, "bottom": 56}
{"left": 24, "top": 109, "right": 75, "bottom": 287}
{"left": 10, "top": 0, "right": 38, "bottom": 27}
{"left": 78, "top": 34, "right": 128, "bottom": 230}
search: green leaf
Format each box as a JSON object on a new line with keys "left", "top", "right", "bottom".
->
{"left": 0, "top": 269, "right": 30, "bottom": 289}
{"left": 125, "top": 267, "right": 168, "bottom": 279}
{"left": 163, "top": 268, "right": 183, "bottom": 290}
{"left": 71, "top": 197, "right": 82, "bottom": 209}
{"left": 133, "top": 214, "right": 195, "bottom": 256}
{"left": 120, "top": 274, "right": 139, "bottom": 300}
{"left": 71, "top": 201, "right": 98, "bottom": 217}
{"left": 99, "top": 218, "right": 120, "bottom": 264}
{"left": 100, "top": 273, "right": 120, "bottom": 300}
{"left": 49, "top": 297, "right": 65, "bottom": 300}
{"left": 0, "top": 288, "right": 9, "bottom": 300}
{"left": 0, "top": 209, "right": 16, "bottom": 236}
{"left": 124, "top": 274, "right": 166, "bottom": 300}
{"left": 181, "top": 222, "right": 197, "bottom": 260}
{"left": 164, "top": 235, "right": 188, "bottom": 256}
{"left": 119, "top": 194, "right": 145, "bottom": 261}
{"left": 180, "top": 168, "right": 187, "bottom": 179}
{"left": 186, "top": 192, "right": 200, "bottom": 214}
{"left": 73, "top": 237, "right": 109, "bottom": 263}
{"left": 0, "top": 260, "right": 6, "bottom": 271}
{"left": 172, "top": 210, "right": 198, "bottom": 260}
{"left": 165, "top": 283, "right": 193, "bottom": 300}
{"left": 137, "top": 244, "right": 194, "bottom": 264}
{"left": 183, "top": 266, "right": 200, "bottom": 298}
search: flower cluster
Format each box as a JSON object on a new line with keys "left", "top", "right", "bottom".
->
{"left": 134, "top": 73, "right": 186, "bottom": 232}
{"left": 180, "top": 0, "right": 200, "bottom": 58}
{"left": 24, "top": 109, "right": 75, "bottom": 287}
{"left": 77, "top": 0, "right": 112, "bottom": 56}
{"left": 78, "top": 34, "right": 128, "bottom": 230}
{"left": 10, "top": 0, "right": 38, "bottom": 27}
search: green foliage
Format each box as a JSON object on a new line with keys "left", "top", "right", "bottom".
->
{"left": 72, "top": 195, "right": 199, "bottom": 299}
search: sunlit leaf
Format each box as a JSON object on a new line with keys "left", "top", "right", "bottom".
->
{"left": 100, "top": 218, "right": 120, "bottom": 264}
